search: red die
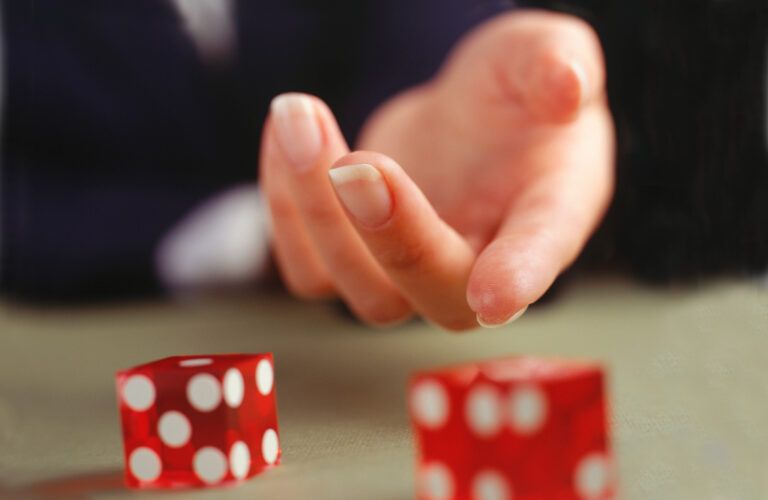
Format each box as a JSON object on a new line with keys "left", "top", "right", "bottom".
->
{"left": 115, "top": 353, "right": 280, "bottom": 489}
{"left": 408, "top": 356, "right": 615, "bottom": 500}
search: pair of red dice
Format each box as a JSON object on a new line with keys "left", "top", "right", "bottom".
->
{"left": 115, "top": 353, "right": 279, "bottom": 488}
{"left": 116, "top": 353, "right": 613, "bottom": 498}
{"left": 408, "top": 357, "right": 615, "bottom": 500}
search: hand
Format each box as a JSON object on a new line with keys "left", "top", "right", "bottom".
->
{"left": 260, "top": 11, "right": 614, "bottom": 330}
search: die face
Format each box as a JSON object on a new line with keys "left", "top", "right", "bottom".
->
{"left": 409, "top": 357, "right": 614, "bottom": 500}
{"left": 116, "top": 353, "right": 280, "bottom": 489}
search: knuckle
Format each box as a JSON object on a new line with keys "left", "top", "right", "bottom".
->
{"left": 435, "top": 315, "right": 479, "bottom": 332}
{"left": 451, "top": 319, "right": 480, "bottom": 332}
{"left": 378, "top": 241, "right": 432, "bottom": 272}
{"left": 267, "top": 193, "right": 298, "bottom": 221}
{"left": 302, "top": 197, "right": 340, "bottom": 227}
{"left": 519, "top": 11, "right": 598, "bottom": 41}
{"left": 354, "top": 297, "right": 413, "bottom": 327}
{"left": 558, "top": 15, "right": 600, "bottom": 43}
{"left": 525, "top": 48, "right": 584, "bottom": 121}
{"left": 284, "top": 276, "right": 335, "bottom": 300}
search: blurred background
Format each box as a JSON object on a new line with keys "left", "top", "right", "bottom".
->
{"left": 0, "top": 1, "right": 767, "bottom": 499}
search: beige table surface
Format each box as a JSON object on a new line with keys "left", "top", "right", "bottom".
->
{"left": 0, "top": 277, "right": 766, "bottom": 499}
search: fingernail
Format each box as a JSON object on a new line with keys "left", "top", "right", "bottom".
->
{"left": 328, "top": 164, "right": 393, "bottom": 228}
{"left": 476, "top": 306, "right": 528, "bottom": 328}
{"left": 270, "top": 93, "right": 322, "bottom": 172}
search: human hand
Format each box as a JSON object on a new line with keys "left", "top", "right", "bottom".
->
{"left": 260, "top": 11, "right": 614, "bottom": 330}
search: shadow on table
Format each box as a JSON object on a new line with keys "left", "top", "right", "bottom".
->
{"left": 2, "top": 470, "right": 124, "bottom": 499}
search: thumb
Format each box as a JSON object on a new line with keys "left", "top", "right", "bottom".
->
{"left": 438, "top": 10, "right": 606, "bottom": 123}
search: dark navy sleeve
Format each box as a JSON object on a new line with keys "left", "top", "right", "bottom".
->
{"left": 1, "top": 1, "right": 257, "bottom": 299}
